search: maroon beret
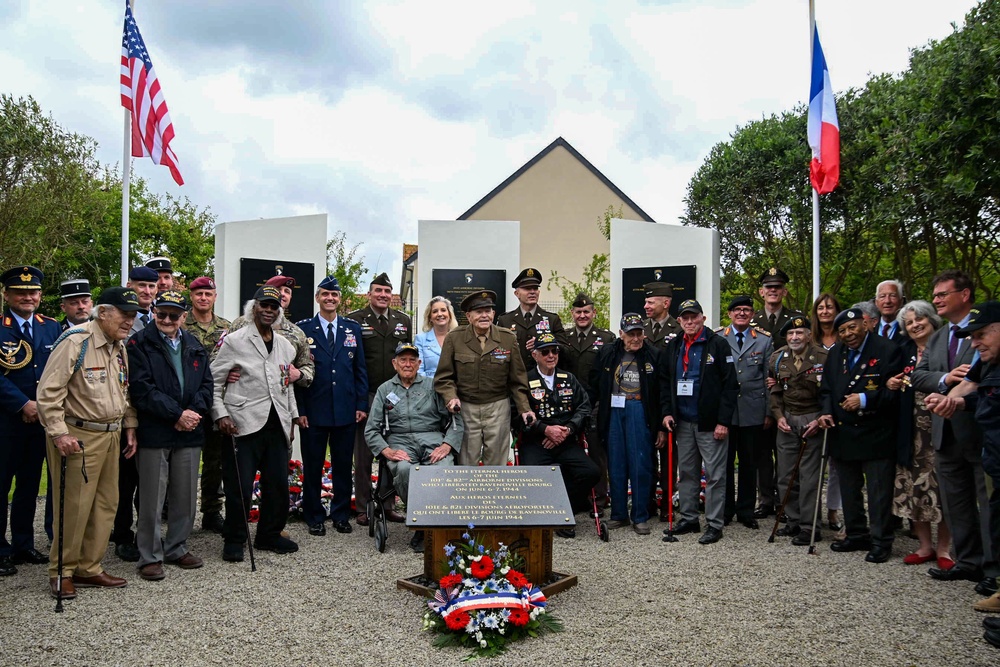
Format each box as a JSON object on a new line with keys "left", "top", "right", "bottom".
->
{"left": 265, "top": 275, "right": 295, "bottom": 288}
{"left": 188, "top": 276, "right": 216, "bottom": 291}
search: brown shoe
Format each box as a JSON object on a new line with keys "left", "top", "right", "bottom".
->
{"left": 974, "top": 592, "right": 1000, "bottom": 613}
{"left": 386, "top": 510, "right": 406, "bottom": 523}
{"left": 49, "top": 577, "right": 76, "bottom": 600}
{"left": 167, "top": 553, "right": 203, "bottom": 569}
{"left": 72, "top": 572, "right": 127, "bottom": 588}
{"left": 356, "top": 513, "right": 370, "bottom": 526}
{"left": 139, "top": 563, "right": 165, "bottom": 581}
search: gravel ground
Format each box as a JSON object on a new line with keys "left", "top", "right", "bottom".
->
{"left": 0, "top": 510, "right": 996, "bottom": 667}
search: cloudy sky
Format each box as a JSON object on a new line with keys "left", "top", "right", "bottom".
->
{"left": 1, "top": 0, "right": 978, "bottom": 286}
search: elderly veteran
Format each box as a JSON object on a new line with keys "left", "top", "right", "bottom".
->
{"left": 435, "top": 290, "right": 533, "bottom": 466}
{"left": 212, "top": 286, "right": 302, "bottom": 562}
{"left": 365, "top": 341, "right": 463, "bottom": 550}
{"left": 520, "top": 333, "right": 599, "bottom": 538}
{"left": 769, "top": 316, "right": 829, "bottom": 545}
{"left": 818, "top": 307, "right": 905, "bottom": 563}
{"left": 37, "top": 286, "right": 141, "bottom": 599}
{"left": 127, "top": 292, "right": 213, "bottom": 581}
{"left": 0, "top": 266, "right": 62, "bottom": 577}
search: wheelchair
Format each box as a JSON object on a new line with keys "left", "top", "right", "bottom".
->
{"left": 367, "top": 453, "right": 396, "bottom": 553}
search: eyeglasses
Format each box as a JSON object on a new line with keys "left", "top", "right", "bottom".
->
{"left": 731, "top": 308, "right": 754, "bottom": 315}
{"left": 154, "top": 310, "right": 182, "bottom": 321}
{"left": 538, "top": 348, "right": 559, "bottom": 357}
{"left": 257, "top": 302, "right": 280, "bottom": 311}
{"left": 932, "top": 289, "right": 961, "bottom": 300}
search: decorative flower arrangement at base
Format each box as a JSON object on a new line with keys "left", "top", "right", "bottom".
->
{"left": 422, "top": 524, "right": 563, "bottom": 660}
{"left": 248, "top": 459, "right": 333, "bottom": 523}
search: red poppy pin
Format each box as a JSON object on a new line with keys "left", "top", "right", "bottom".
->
{"left": 193, "top": 360, "right": 199, "bottom": 370}
{"left": 868, "top": 358, "right": 878, "bottom": 367}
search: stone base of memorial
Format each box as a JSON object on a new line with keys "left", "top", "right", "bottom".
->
{"left": 397, "top": 466, "right": 578, "bottom": 598}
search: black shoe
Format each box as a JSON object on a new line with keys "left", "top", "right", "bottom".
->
{"left": 739, "top": 517, "right": 760, "bottom": 530}
{"left": 977, "top": 577, "right": 1000, "bottom": 596}
{"left": 409, "top": 530, "right": 425, "bottom": 553}
{"left": 753, "top": 505, "right": 775, "bottom": 519}
{"left": 0, "top": 556, "right": 17, "bottom": 576}
{"left": 929, "top": 566, "right": 983, "bottom": 582}
{"left": 723, "top": 516, "right": 732, "bottom": 526}
{"left": 115, "top": 542, "right": 140, "bottom": 562}
{"left": 865, "top": 547, "right": 892, "bottom": 563}
{"left": 698, "top": 527, "right": 723, "bottom": 545}
{"left": 254, "top": 535, "right": 299, "bottom": 554}
{"left": 334, "top": 520, "right": 353, "bottom": 534}
{"left": 984, "top": 617, "right": 1000, "bottom": 631}
{"left": 555, "top": 528, "right": 576, "bottom": 539}
{"left": 777, "top": 513, "right": 788, "bottom": 523}
{"left": 776, "top": 525, "right": 800, "bottom": 537}
{"left": 828, "top": 521, "right": 845, "bottom": 532}
{"left": 669, "top": 519, "right": 701, "bottom": 536}
{"left": 222, "top": 542, "right": 244, "bottom": 562}
{"left": 308, "top": 523, "right": 326, "bottom": 536}
{"left": 201, "top": 511, "right": 224, "bottom": 533}
{"left": 830, "top": 537, "right": 872, "bottom": 553}
{"left": 11, "top": 548, "right": 48, "bottom": 565}
{"left": 792, "top": 531, "right": 821, "bottom": 546}
{"left": 985, "top": 628, "right": 1000, "bottom": 649}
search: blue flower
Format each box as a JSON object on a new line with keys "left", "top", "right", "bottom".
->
{"left": 478, "top": 544, "right": 485, "bottom": 554}
{"left": 461, "top": 532, "right": 470, "bottom": 540}
{"left": 467, "top": 522, "right": 476, "bottom": 530}
{"left": 444, "top": 544, "right": 456, "bottom": 556}
{"left": 482, "top": 615, "right": 499, "bottom": 629}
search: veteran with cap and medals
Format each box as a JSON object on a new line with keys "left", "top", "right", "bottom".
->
{"left": 36, "top": 286, "right": 141, "bottom": 600}
{"left": 58, "top": 278, "right": 93, "bottom": 331}
{"left": 497, "top": 268, "right": 568, "bottom": 370}
{"left": 818, "top": 307, "right": 905, "bottom": 563}
{"left": 0, "top": 266, "right": 62, "bottom": 577}
{"left": 768, "top": 316, "right": 829, "bottom": 545}
{"left": 434, "top": 290, "right": 533, "bottom": 466}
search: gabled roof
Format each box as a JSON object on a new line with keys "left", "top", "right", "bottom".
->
{"left": 458, "top": 136, "right": 655, "bottom": 223}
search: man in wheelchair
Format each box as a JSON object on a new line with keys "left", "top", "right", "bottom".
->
{"left": 365, "top": 342, "right": 464, "bottom": 551}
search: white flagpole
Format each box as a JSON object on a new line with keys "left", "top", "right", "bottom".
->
{"left": 810, "top": 0, "right": 820, "bottom": 301}
{"left": 121, "top": 0, "right": 134, "bottom": 287}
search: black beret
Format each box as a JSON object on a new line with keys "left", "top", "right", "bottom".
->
{"left": 833, "top": 308, "right": 864, "bottom": 330}
{"left": 779, "top": 316, "right": 812, "bottom": 337}
{"left": 727, "top": 295, "right": 754, "bottom": 311}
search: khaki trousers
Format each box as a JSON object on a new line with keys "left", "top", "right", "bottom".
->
{"left": 457, "top": 398, "right": 511, "bottom": 466}
{"left": 47, "top": 426, "right": 120, "bottom": 578}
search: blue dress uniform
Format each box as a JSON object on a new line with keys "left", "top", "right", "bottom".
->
{"left": 0, "top": 266, "right": 62, "bottom": 573}
{"left": 295, "top": 280, "right": 369, "bottom": 531}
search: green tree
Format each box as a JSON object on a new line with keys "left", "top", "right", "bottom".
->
{"left": 547, "top": 253, "right": 611, "bottom": 330}
{"left": 326, "top": 230, "right": 368, "bottom": 311}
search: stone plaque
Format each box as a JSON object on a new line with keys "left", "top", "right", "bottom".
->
{"left": 622, "top": 265, "right": 697, "bottom": 318}
{"left": 431, "top": 269, "right": 507, "bottom": 326}
{"left": 407, "top": 466, "right": 575, "bottom": 527}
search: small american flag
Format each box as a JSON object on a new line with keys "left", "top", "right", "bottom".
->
{"left": 120, "top": 1, "right": 183, "bottom": 186}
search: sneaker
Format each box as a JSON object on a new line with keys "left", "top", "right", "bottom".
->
{"left": 222, "top": 543, "right": 245, "bottom": 563}
{"left": 254, "top": 535, "right": 299, "bottom": 554}
{"left": 606, "top": 519, "right": 630, "bottom": 530}
{"left": 633, "top": 522, "right": 651, "bottom": 535}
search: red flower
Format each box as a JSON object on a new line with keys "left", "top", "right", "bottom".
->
{"left": 469, "top": 555, "right": 494, "bottom": 579}
{"left": 505, "top": 570, "right": 528, "bottom": 588}
{"left": 289, "top": 486, "right": 301, "bottom": 493}
{"left": 248, "top": 508, "right": 260, "bottom": 523}
{"left": 508, "top": 609, "right": 530, "bottom": 627}
{"left": 440, "top": 573, "right": 463, "bottom": 589}
{"left": 445, "top": 610, "right": 470, "bottom": 631}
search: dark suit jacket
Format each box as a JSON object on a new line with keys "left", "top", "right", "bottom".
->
{"left": 496, "top": 307, "right": 567, "bottom": 370}
{"left": 910, "top": 321, "right": 981, "bottom": 457}
{"left": 661, "top": 328, "right": 738, "bottom": 432}
{"left": 347, "top": 306, "right": 412, "bottom": 391}
{"left": 589, "top": 340, "right": 667, "bottom": 443}
{"left": 819, "top": 333, "right": 904, "bottom": 461}
{"left": 0, "top": 309, "right": 62, "bottom": 415}
{"left": 562, "top": 327, "right": 615, "bottom": 393}
{"left": 295, "top": 316, "right": 369, "bottom": 428}
{"left": 642, "top": 316, "right": 680, "bottom": 350}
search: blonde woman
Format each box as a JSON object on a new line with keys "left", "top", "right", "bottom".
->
{"left": 414, "top": 296, "right": 458, "bottom": 377}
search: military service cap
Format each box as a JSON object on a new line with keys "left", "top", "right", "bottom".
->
{"left": 534, "top": 332, "right": 560, "bottom": 349}
{"left": 97, "top": 286, "right": 143, "bottom": 312}
{"left": 759, "top": 267, "right": 790, "bottom": 287}
{"left": 678, "top": 299, "right": 703, "bottom": 316}
{"left": 394, "top": 341, "right": 420, "bottom": 357}
{"left": 728, "top": 295, "right": 754, "bottom": 311}
{"left": 254, "top": 285, "right": 282, "bottom": 305}
{"left": 461, "top": 290, "right": 496, "bottom": 312}
{"left": 511, "top": 268, "right": 542, "bottom": 288}
{"left": 59, "top": 278, "right": 91, "bottom": 299}
{"left": 956, "top": 301, "right": 1000, "bottom": 338}
{"left": 145, "top": 257, "right": 173, "bottom": 273}
{"left": 188, "top": 276, "right": 216, "bottom": 291}
{"left": 644, "top": 282, "right": 673, "bottom": 298}
{"left": 833, "top": 307, "right": 864, "bottom": 330}
{"left": 265, "top": 275, "right": 296, "bottom": 289}
{"left": 572, "top": 293, "right": 594, "bottom": 309}
{"left": 129, "top": 266, "right": 159, "bottom": 283}
{"left": 370, "top": 273, "right": 392, "bottom": 288}
{"left": 318, "top": 276, "right": 341, "bottom": 292}
{"left": 153, "top": 291, "right": 189, "bottom": 310}
{"left": 620, "top": 312, "right": 644, "bottom": 332}
{"left": 779, "top": 316, "right": 812, "bottom": 337}
{"left": 2, "top": 266, "right": 43, "bottom": 290}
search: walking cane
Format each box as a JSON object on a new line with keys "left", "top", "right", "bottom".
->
{"left": 663, "top": 431, "right": 678, "bottom": 543}
{"left": 54, "top": 453, "right": 68, "bottom": 613}
{"left": 769, "top": 433, "right": 809, "bottom": 543}
{"left": 230, "top": 435, "right": 257, "bottom": 572}
{"left": 807, "top": 429, "right": 830, "bottom": 556}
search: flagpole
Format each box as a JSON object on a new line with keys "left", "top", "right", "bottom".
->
{"left": 809, "top": 0, "right": 820, "bottom": 301}
{"left": 121, "top": 0, "right": 135, "bottom": 287}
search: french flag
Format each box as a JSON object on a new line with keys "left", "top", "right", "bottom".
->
{"left": 807, "top": 26, "right": 840, "bottom": 195}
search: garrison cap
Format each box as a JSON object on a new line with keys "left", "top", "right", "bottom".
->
{"left": 956, "top": 301, "right": 1000, "bottom": 338}
{"left": 145, "top": 256, "right": 173, "bottom": 273}
{"left": 394, "top": 341, "right": 420, "bottom": 357}
{"left": 254, "top": 285, "right": 282, "bottom": 305}
{"left": 265, "top": 275, "right": 296, "bottom": 289}
{"left": 1, "top": 266, "right": 43, "bottom": 290}
{"left": 60, "top": 278, "right": 91, "bottom": 299}
{"left": 759, "top": 267, "right": 790, "bottom": 287}
{"left": 129, "top": 266, "right": 159, "bottom": 283}
{"left": 678, "top": 299, "right": 703, "bottom": 316}
{"left": 571, "top": 293, "right": 594, "bottom": 309}
{"left": 643, "top": 282, "right": 673, "bottom": 298}
{"left": 727, "top": 295, "right": 754, "bottom": 311}
{"left": 97, "top": 286, "right": 143, "bottom": 312}
{"left": 153, "top": 291, "right": 188, "bottom": 310}
{"left": 833, "top": 307, "right": 864, "bottom": 330}
{"left": 620, "top": 312, "right": 644, "bottom": 332}
{"left": 370, "top": 272, "right": 392, "bottom": 289}
{"left": 511, "top": 268, "right": 542, "bottom": 289}
{"left": 318, "top": 276, "right": 341, "bottom": 292}
{"left": 188, "top": 276, "right": 216, "bottom": 291}
{"left": 461, "top": 290, "right": 496, "bottom": 312}
{"left": 779, "top": 316, "right": 812, "bottom": 337}
{"left": 534, "top": 332, "right": 560, "bottom": 349}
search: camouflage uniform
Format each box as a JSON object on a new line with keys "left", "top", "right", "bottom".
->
{"left": 184, "top": 312, "right": 230, "bottom": 352}
{"left": 224, "top": 314, "right": 314, "bottom": 388}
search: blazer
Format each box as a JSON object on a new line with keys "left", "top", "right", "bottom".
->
{"left": 0, "top": 309, "right": 61, "bottom": 416}
{"left": 294, "top": 315, "right": 368, "bottom": 428}
{"left": 910, "top": 321, "right": 981, "bottom": 457}
{"left": 819, "top": 333, "right": 904, "bottom": 461}
{"left": 413, "top": 329, "right": 443, "bottom": 378}
{"left": 211, "top": 324, "right": 299, "bottom": 444}
{"left": 127, "top": 325, "right": 213, "bottom": 449}
{"left": 661, "top": 328, "right": 738, "bottom": 432}
{"left": 434, "top": 324, "right": 530, "bottom": 413}
{"left": 719, "top": 325, "right": 773, "bottom": 427}
{"left": 642, "top": 316, "right": 681, "bottom": 350}
{"left": 562, "top": 326, "right": 615, "bottom": 393}
{"left": 347, "top": 305, "right": 412, "bottom": 391}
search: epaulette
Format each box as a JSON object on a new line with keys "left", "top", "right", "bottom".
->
{"left": 342, "top": 316, "right": 358, "bottom": 324}
{"left": 295, "top": 318, "right": 311, "bottom": 327}
{"left": 752, "top": 326, "right": 771, "bottom": 337}
{"left": 34, "top": 313, "right": 58, "bottom": 323}
{"left": 715, "top": 326, "right": 726, "bottom": 334}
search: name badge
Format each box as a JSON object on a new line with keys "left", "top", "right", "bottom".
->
{"left": 386, "top": 392, "right": 400, "bottom": 406}
{"left": 610, "top": 394, "right": 626, "bottom": 408}
{"left": 677, "top": 380, "right": 694, "bottom": 396}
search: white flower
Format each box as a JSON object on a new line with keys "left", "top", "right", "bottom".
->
{"left": 480, "top": 640, "right": 488, "bottom": 648}
{"left": 500, "top": 566, "right": 510, "bottom": 575}
{"left": 499, "top": 628, "right": 505, "bottom": 635}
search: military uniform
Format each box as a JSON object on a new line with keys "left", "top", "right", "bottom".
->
{"left": 38, "top": 314, "right": 139, "bottom": 581}
{"left": 750, "top": 307, "right": 804, "bottom": 351}
{"left": 497, "top": 267, "right": 568, "bottom": 370}
{"left": 1, "top": 267, "right": 62, "bottom": 571}
{"left": 348, "top": 301, "right": 412, "bottom": 522}
{"left": 435, "top": 293, "right": 531, "bottom": 467}
{"left": 769, "top": 337, "right": 828, "bottom": 539}
{"left": 184, "top": 311, "right": 231, "bottom": 351}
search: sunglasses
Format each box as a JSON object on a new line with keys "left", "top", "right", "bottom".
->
{"left": 538, "top": 348, "right": 559, "bottom": 357}
{"left": 154, "top": 310, "right": 183, "bottom": 321}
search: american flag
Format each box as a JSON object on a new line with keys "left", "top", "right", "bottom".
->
{"left": 120, "top": 2, "right": 183, "bottom": 186}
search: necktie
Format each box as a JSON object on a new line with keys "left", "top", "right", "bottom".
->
{"left": 524, "top": 311, "right": 533, "bottom": 326}
{"left": 736, "top": 331, "right": 744, "bottom": 350}
{"left": 22, "top": 321, "right": 31, "bottom": 340}
{"left": 881, "top": 323, "right": 890, "bottom": 337}
{"left": 376, "top": 315, "right": 387, "bottom": 335}
{"left": 327, "top": 322, "right": 335, "bottom": 350}
{"left": 768, "top": 313, "right": 777, "bottom": 329}
{"left": 794, "top": 355, "right": 803, "bottom": 371}
{"left": 653, "top": 322, "right": 662, "bottom": 339}
{"left": 578, "top": 330, "right": 586, "bottom": 343}
{"left": 849, "top": 349, "right": 859, "bottom": 368}
{"left": 141, "top": 313, "right": 149, "bottom": 327}
{"left": 478, "top": 335, "right": 487, "bottom": 352}
{"left": 948, "top": 325, "right": 960, "bottom": 368}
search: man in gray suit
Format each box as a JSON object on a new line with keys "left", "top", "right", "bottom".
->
{"left": 911, "top": 269, "right": 993, "bottom": 586}
{"left": 212, "top": 286, "right": 302, "bottom": 563}
{"left": 720, "top": 296, "right": 774, "bottom": 529}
